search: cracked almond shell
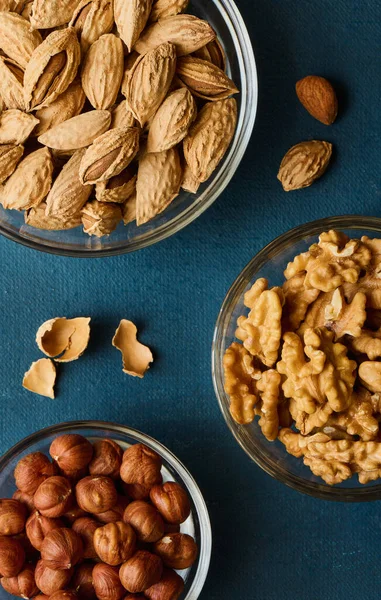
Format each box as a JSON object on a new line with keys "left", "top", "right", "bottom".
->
{"left": 0, "top": 110, "right": 39, "bottom": 145}
{"left": 0, "top": 56, "right": 26, "bottom": 111}
{"left": 0, "top": 144, "right": 24, "bottom": 184}
{"left": 176, "top": 56, "right": 239, "bottom": 101}
{"left": 81, "top": 34, "right": 124, "bottom": 110}
{"left": 183, "top": 97, "right": 237, "bottom": 182}
{"left": 36, "top": 317, "right": 91, "bottom": 362}
{"left": 147, "top": 88, "right": 197, "bottom": 153}
{"left": 24, "top": 27, "right": 81, "bottom": 111}
{"left": 0, "top": 12, "right": 42, "bottom": 69}
{"left": 34, "top": 80, "right": 86, "bottom": 138}
{"left": 114, "top": 0, "right": 153, "bottom": 52}
{"left": 70, "top": 0, "right": 114, "bottom": 54}
{"left": 22, "top": 358, "right": 56, "bottom": 399}
{"left": 1, "top": 147, "right": 53, "bottom": 210}
{"left": 134, "top": 14, "right": 216, "bottom": 56}
{"left": 112, "top": 319, "right": 153, "bottom": 377}
{"left": 38, "top": 110, "right": 111, "bottom": 151}
{"left": 30, "top": 0, "right": 83, "bottom": 29}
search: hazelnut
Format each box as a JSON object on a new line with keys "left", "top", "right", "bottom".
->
{"left": 92, "top": 563, "right": 126, "bottom": 600}
{"left": 63, "top": 504, "right": 88, "bottom": 524}
{"left": 60, "top": 467, "right": 90, "bottom": 484}
{"left": 119, "top": 550, "right": 162, "bottom": 593}
{"left": 144, "top": 568, "right": 184, "bottom": 600}
{"left": 89, "top": 439, "right": 123, "bottom": 479}
{"left": 50, "top": 434, "right": 94, "bottom": 472}
{"left": 96, "top": 496, "right": 130, "bottom": 524}
{"left": 14, "top": 452, "right": 57, "bottom": 494}
{"left": 34, "top": 476, "right": 73, "bottom": 518}
{"left": 153, "top": 533, "right": 197, "bottom": 570}
{"left": 26, "top": 510, "right": 64, "bottom": 550}
{"left": 121, "top": 475, "right": 162, "bottom": 501}
{"left": 12, "top": 490, "right": 35, "bottom": 514}
{"left": 94, "top": 522, "right": 136, "bottom": 566}
{"left": 123, "top": 501, "right": 164, "bottom": 543}
{"left": 0, "top": 535, "right": 25, "bottom": 577}
{"left": 163, "top": 523, "right": 180, "bottom": 534}
{"left": 72, "top": 563, "right": 96, "bottom": 600}
{"left": 13, "top": 532, "right": 40, "bottom": 562}
{"left": 0, "top": 564, "right": 39, "bottom": 598}
{"left": 35, "top": 559, "right": 74, "bottom": 595}
{"left": 50, "top": 591, "right": 78, "bottom": 600}
{"left": 0, "top": 499, "right": 27, "bottom": 535}
{"left": 72, "top": 517, "right": 100, "bottom": 560}
{"left": 149, "top": 483, "right": 190, "bottom": 525}
{"left": 41, "top": 527, "right": 83, "bottom": 570}
{"left": 76, "top": 476, "right": 117, "bottom": 514}
{"left": 120, "top": 445, "right": 162, "bottom": 487}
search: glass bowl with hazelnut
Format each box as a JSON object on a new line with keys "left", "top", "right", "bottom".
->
{"left": 213, "top": 215, "right": 381, "bottom": 501}
{"left": 0, "top": 421, "right": 211, "bottom": 599}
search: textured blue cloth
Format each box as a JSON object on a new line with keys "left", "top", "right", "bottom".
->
{"left": 0, "top": 0, "right": 380, "bottom": 598}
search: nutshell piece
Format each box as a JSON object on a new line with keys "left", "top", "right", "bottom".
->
{"left": 112, "top": 319, "right": 153, "bottom": 377}
{"left": 22, "top": 358, "right": 56, "bottom": 399}
{"left": 0, "top": 110, "right": 39, "bottom": 145}
{"left": 176, "top": 56, "right": 239, "bottom": 101}
{"left": 223, "top": 342, "right": 259, "bottom": 425}
{"left": 81, "top": 200, "right": 122, "bottom": 237}
{"left": 277, "top": 140, "right": 333, "bottom": 192}
{"left": 256, "top": 370, "right": 281, "bottom": 441}
{"left": 296, "top": 75, "right": 338, "bottom": 125}
{"left": 36, "top": 316, "right": 91, "bottom": 362}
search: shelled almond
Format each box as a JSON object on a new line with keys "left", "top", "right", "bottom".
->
{"left": 0, "top": 0, "right": 239, "bottom": 238}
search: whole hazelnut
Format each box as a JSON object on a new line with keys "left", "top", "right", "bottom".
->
{"left": 50, "top": 591, "right": 78, "bottom": 600}
{"left": 92, "top": 563, "right": 126, "bottom": 600}
{"left": 50, "top": 434, "right": 94, "bottom": 472}
{"left": 60, "top": 467, "right": 90, "bottom": 484}
{"left": 144, "top": 568, "right": 184, "bottom": 600}
{"left": 120, "top": 445, "right": 162, "bottom": 487}
{"left": 149, "top": 483, "right": 190, "bottom": 525}
{"left": 41, "top": 527, "right": 83, "bottom": 570}
{"left": 121, "top": 474, "right": 162, "bottom": 501}
{"left": 0, "top": 499, "right": 27, "bottom": 535}
{"left": 72, "top": 563, "right": 96, "bottom": 600}
{"left": 96, "top": 496, "right": 130, "bottom": 524}
{"left": 153, "top": 533, "right": 197, "bottom": 570}
{"left": 72, "top": 517, "right": 100, "bottom": 560}
{"left": 34, "top": 476, "right": 73, "bottom": 518}
{"left": 14, "top": 452, "right": 57, "bottom": 494}
{"left": 123, "top": 501, "right": 164, "bottom": 543}
{"left": 26, "top": 510, "right": 64, "bottom": 550}
{"left": 119, "top": 550, "right": 162, "bottom": 593}
{"left": 0, "top": 564, "right": 39, "bottom": 598}
{"left": 13, "top": 532, "right": 40, "bottom": 562}
{"left": 12, "top": 490, "right": 35, "bottom": 514}
{"left": 63, "top": 504, "right": 88, "bottom": 524}
{"left": 0, "top": 535, "right": 25, "bottom": 577}
{"left": 89, "top": 439, "right": 123, "bottom": 479}
{"left": 35, "top": 559, "right": 74, "bottom": 595}
{"left": 76, "top": 476, "right": 117, "bottom": 514}
{"left": 94, "top": 522, "right": 136, "bottom": 566}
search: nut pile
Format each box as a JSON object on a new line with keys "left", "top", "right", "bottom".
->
{"left": 223, "top": 230, "right": 381, "bottom": 485}
{"left": 0, "top": 0, "right": 239, "bottom": 237}
{"left": 0, "top": 435, "right": 198, "bottom": 599}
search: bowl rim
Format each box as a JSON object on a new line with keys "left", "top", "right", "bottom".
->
{"left": 212, "top": 215, "right": 381, "bottom": 501}
{"left": 0, "top": 420, "right": 212, "bottom": 599}
{"left": 0, "top": 0, "right": 258, "bottom": 258}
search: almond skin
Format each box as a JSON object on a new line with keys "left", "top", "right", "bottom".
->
{"left": 296, "top": 75, "right": 338, "bottom": 125}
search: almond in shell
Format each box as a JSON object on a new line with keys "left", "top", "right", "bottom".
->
{"left": 0, "top": 0, "right": 25, "bottom": 11}
{"left": 149, "top": 0, "right": 188, "bottom": 21}
{"left": 25, "top": 202, "right": 82, "bottom": 230}
{"left": 1, "top": 147, "right": 53, "bottom": 210}
{"left": 110, "top": 100, "right": 136, "bottom": 129}
{"left": 114, "top": 0, "right": 153, "bottom": 53}
{"left": 193, "top": 38, "right": 225, "bottom": 71}
{"left": 136, "top": 146, "right": 182, "bottom": 225}
{"left": 0, "top": 109, "right": 39, "bottom": 144}
{"left": 81, "top": 34, "right": 124, "bottom": 110}
{"left": 34, "top": 80, "right": 86, "bottom": 137}
{"left": 45, "top": 148, "right": 93, "bottom": 218}
{"left": 24, "top": 27, "right": 81, "bottom": 111}
{"left": 79, "top": 126, "right": 140, "bottom": 184}
{"left": 124, "top": 42, "right": 176, "bottom": 127}
{"left": 95, "top": 166, "right": 137, "bottom": 203}
{"left": 70, "top": 0, "right": 114, "bottom": 53}
{"left": 0, "top": 12, "right": 42, "bottom": 69}
{"left": 183, "top": 97, "right": 237, "bottom": 182}
{"left": 147, "top": 88, "right": 196, "bottom": 153}
{"left": 176, "top": 56, "right": 238, "bottom": 101}
{"left": 0, "top": 143, "right": 24, "bottom": 184}
{"left": 0, "top": 56, "right": 25, "bottom": 111}
{"left": 81, "top": 199, "right": 122, "bottom": 237}
{"left": 122, "top": 190, "right": 136, "bottom": 224}
{"left": 296, "top": 75, "right": 338, "bottom": 125}
{"left": 30, "top": 0, "right": 83, "bottom": 29}
{"left": 134, "top": 14, "right": 216, "bottom": 56}
{"left": 38, "top": 110, "right": 111, "bottom": 150}
{"left": 277, "top": 140, "right": 333, "bottom": 191}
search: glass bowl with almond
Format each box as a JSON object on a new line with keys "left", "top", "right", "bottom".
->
{"left": 212, "top": 216, "right": 381, "bottom": 501}
{"left": 0, "top": 421, "right": 211, "bottom": 599}
{"left": 0, "top": 0, "right": 256, "bottom": 256}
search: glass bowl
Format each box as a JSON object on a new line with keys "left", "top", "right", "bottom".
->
{"left": 212, "top": 216, "right": 381, "bottom": 501}
{"left": 0, "top": 420, "right": 212, "bottom": 598}
{"left": 0, "top": 0, "right": 257, "bottom": 257}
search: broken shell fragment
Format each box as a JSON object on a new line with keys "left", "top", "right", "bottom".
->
{"left": 23, "top": 359, "right": 56, "bottom": 399}
{"left": 36, "top": 317, "right": 91, "bottom": 362}
{"left": 112, "top": 319, "right": 153, "bottom": 378}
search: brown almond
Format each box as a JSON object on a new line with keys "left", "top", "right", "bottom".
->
{"left": 70, "top": 0, "right": 114, "bottom": 54}
{"left": 81, "top": 34, "right": 124, "bottom": 110}
{"left": 147, "top": 88, "right": 196, "bottom": 153}
{"left": 45, "top": 149, "right": 93, "bottom": 218}
{"left": 1, "top": 147, "right": 53, "bottom": 210}
{"left": 0, "top": 12, "right": 42, "bottom": 68}
{"left": 30, "top": 0, "right": 83, "bottom": 29}
{"left": 114, "top": 0, "right": 153, "bottom": 52}
{"left": 0, "top": 143, "right": 24, "bottom": 184}
{"left": 296, "top": 75, "right": 338, "bottom": 125}
{"left": 176, "top": 56, "right": 238, "bottom": 101}
{"left": 38, "top": 110, "right": 111, "bottom": 150}
{"left": 277, "top": 140, "right": 333, "bottom": 191}
{"left": 149, "top": 0, "right": 188, "bottom": 21}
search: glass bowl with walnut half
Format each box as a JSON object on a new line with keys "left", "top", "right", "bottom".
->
{"left": 0, "top": 421, "right": 211, "bottom": 599}
{"left": 212, "top": 216, "right": 381, "bottom": 501}
{"left": 0, "top": 0, "right": 256, "bottom": 257}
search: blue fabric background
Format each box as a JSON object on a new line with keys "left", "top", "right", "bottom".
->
{"left": 0, "top": 0, "right": 380, "bottom": 598}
